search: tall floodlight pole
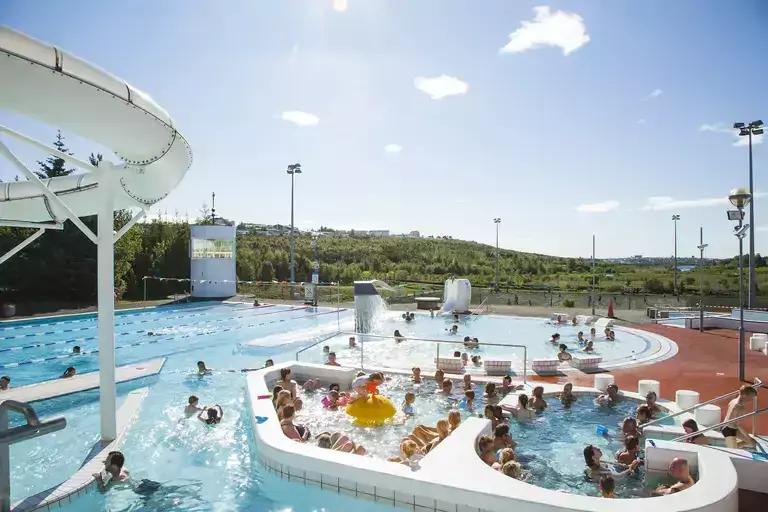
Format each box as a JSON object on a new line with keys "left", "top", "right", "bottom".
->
{"left": 211, "top": 191, "right": 216, "bottom": 224}
{"left": 287, "top": 163, "right": 302, "bottom": 300}
{"left": 728, "top": 188, "right": 752, "bottom": 382}
{"left": 697, "top": 228, "right": 708, "bottom": 333}
{"left": 735, "top": 121, "right": 764, "bottom": 308}
{"left": 591, "top": 234, "right": 596, "bottom": 316}
{"left": 493, "top": 218, "right": 501, "bottom": 289}
{"left": 672, "top": 214, "right": 680, "bottom": 298}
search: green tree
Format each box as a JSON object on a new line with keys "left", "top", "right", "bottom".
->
{"left": 36, "top": 130, "right": 75, "bottom": 178}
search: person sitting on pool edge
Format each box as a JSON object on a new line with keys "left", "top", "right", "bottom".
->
{"left": 0, "top": 376, "right": 10, "bottom": 391}
{"left": 60, "top": 366, "right": 76, "bottom": 379}
{"left": 650, "top": 458, "right": 695, "bottom": 495}
{"left": 93, "top": 450, "right": 130, "bottom": 492}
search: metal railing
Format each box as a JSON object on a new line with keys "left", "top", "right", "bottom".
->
{"left": 1, "top": 399, "right": 67, "bottom": 512}
{"left": 672, "top": 406, "right": 768, "bottom": 443}
{"left": 335, "top": 331, "right": 528, "bottom": 384}
{"left": 644, "top": 378, "right": 764, "bottom": 434}
{"left": 295, "top": 331, "right": 342, "bottom": 361}
{"left": 470, "top": 298, "right": 490, "bottom": 316}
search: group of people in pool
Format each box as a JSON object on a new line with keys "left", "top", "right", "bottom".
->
{"left": 0, "top": 345, "right": 86, "bottom": 391}
{"left": 548, "top": 327, "right": 616, "bottom": 358}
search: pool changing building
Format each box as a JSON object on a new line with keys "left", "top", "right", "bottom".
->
{"left": 190, "top": 224, "right": 236, "bottom": 298}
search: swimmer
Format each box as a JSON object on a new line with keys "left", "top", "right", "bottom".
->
{"left": 557, "top": 344, "right": 572, "bottom": 362}
{"left": 650, "top": 458, "right": 695, "bottom": 495}
{"left": 393, "top": 439, "right": 422, "bottom": 467}
{"left": 635, "top": 404, "right": 652, "bottom": 425}
{"left": 500, "top": 375, "right": 524, "bottom": 393}
{"left": 620, "top": 417, "right": 640, "bottom": 439}
{"left": 322, "top": 345, "right": 330, "bottom": 356}
{"left": 477, "top": 435, "right": 497, "bottom": 466}
{"left": 92, "top": 451, "right": 130, "bottom": 492}
{"left": 462, "top": 374, "right": 474, "bottom": 391}
{"left": 503, "top": 394, "right": 536, "bottom": 420}
{"left": 572, "top": 317, "right": 578, "bottom": 326}
{"left": 196, "top": 361, "right": 212, "bottom": 376}
{"left": 402, "top": 392, "right": 416, "bottom": 415}
{"left": 548, "top": 333, "right": 561, "bottom": 344}
{"left": 60, "top": 366, "right": 76, "bottom": 379}
{"left": 438, "top": 378, "right": 453, "bottom": 396}
{"left": 464, "top": 337, "right": 479, "bottom": 349}
{"left": 484, "top": 382, "right": 500, "bottom": 406}
{"left": 453, "top": 313, "right": 459, "bottom": 323}
{"left": 433, "top": 369, "right": 444, "bottom": 384}
{"left": 461, "top": 352, "right": 469, "bottom": 366}
{"left": 253, "top": 299, "right": 260, "bottom": 306}
{"left": 411, "top": 366, "right": 422, "bottom": 383}
{"left": 278, "top": 367, "right": 299, "bottom": 398}
{"left": 484, "top": 404, "right": 502, "bottom": 429}
{"left": 72, "top": 345, "right": 81, "bottom": 354}
{"left": 325, "top": 390, "right": 342, "bottom": 410}
{"left": 492, "top": 423, "right": 517, "bottom": 451}
{"left": 0, "top": 376, "right": 9, "bottom": 391}
{"left": 595, "top": 384, "right": 621, "bottom": 405}
{"left": 577, "top": 331, "right": 584, "bottom": 343}
{"left": 581, "top": 340, "right": 595, "bottom": 353}
{"left": 583, "top": 445, "right": 641, "bottom": 481}
{"left": 429, "top": 309, "right": 435, "bottom": 318}
{"left": 271, "top": 385, "right": 283, "bottom": 407}
{"left": 645, "top": 390, "right": 662, "bottom": 417}
{"left": 198, "top": 404, "right": 223, "bottom": 425}
{"left": 721, "top": 385, "right": 758, "bottom": 448}
{"left": 348, "top": 336, "right": 357, "bottom": 349}
{"left": 350, "top": 371, "right": 368, "bottom": 398}
{"left": 599, "top": 476, "right": 615, "bottom": 498}
{"left": 607, "top": 330, "right": 616, "bottom": 341}
{"left": 184, "top": 395, "right": 203, "bottom": 417}
{"left": 463, "top": 390, "right": 476, "bottom": 412}
{"left": 530, "top": 386, "right": 548, "bottom": 411}
{"left": 448, "top": 325, "right": 458, "bottom": 334}
{"left": 604, "top": 327, "right": 611, "bottom": 337}
{"left": 326, "top": 351, "right": 340, "bottom": 367}
{"left": 147, "top": 331, "right": 154, "bottom": 336}
{"left": 500, "top": 461, "right": 531, "bottom": 481}
{"left": 394, "top": 330, "right": 406, "bottom": 343}
{"left": 264, "top": 359, "right": 274, "bottom": 367}
{"left": 559, "top": 382, "right": 577, "bottom": 405}
{"left": 471, "top": 355, "right": 482, "bottom": 366}
{"left": 590, "top": 327, "right": 596, "bottom": 338}
{"left": 616, "top": 435, "right": 641, "bottom": 465}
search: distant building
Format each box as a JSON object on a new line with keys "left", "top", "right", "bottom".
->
{"left": 366, "top": 230, "right": 390, "bottom": 237}
{"left": 408, "top": 230, "right": 421, "bottom": 238}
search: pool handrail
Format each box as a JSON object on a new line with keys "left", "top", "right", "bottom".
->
{"left": 671, "top": 405, "right": 768, "bottom": 443}
{"left": 295, "top": 330, "right": 343, "bottom": 361}
{"left": 335, "top": 331, "right": 527, "bottom": 384}
{"left": 643, "top": 377, "right": 764, "bottom": 432}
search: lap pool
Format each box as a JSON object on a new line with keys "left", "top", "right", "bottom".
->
{"left": 0, "top": 302, "right": 678, "bottom": 510}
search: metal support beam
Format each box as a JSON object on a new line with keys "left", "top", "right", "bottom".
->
{"left": 0, "top": 139, "right": 98, "bottom": 244}
{"left": 0, "top": 219, "right": 62, "bottom": 230}
{"left": 0, "top": 228, "right": 46, "bottom": 266}
{"left": 0, "top": 125, "right": 100, "bottom": 176}
{"left": 97, "top": 162, "right": 117, "bottom": 441}
{"left": 114, "top": 209, "right": 146, "bottom": 243}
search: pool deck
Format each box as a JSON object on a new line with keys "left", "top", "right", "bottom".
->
{"left": 10, "top": 387, "right": 149, "bottom": 512}
{"left": 530, "top": 324, "right": 768, "bottom": 435}
{"left": 1, "top": 358, "right": 166, "bottom": 403}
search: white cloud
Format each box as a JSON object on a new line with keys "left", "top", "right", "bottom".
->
{"left": 642, "top": 192, "right": 767, "bottom": 211}
{"left": 414, "top": 75, "right": 469, "bottom": 100}
{"left": 576, "top": 200, "right": 620, "bottom": 213}
{"left": 500, "top": 6, "right": 590, "bottom": 56}
{"left": 757, "top": 225, "right": 768, "bottom": 233}
{"left": 384, "top": 144, "right": 402, "bottom": 153}
{"left": 637, "top": 119, "right": 647, "bottom": 125}
{"left": 699, "top": 122, "right": 764, "bottom": 147}
{"left": 455, "top": 198, "right": 472, "bottom": 204}
{"left": 643, "top": 89, "right": 662, "bottom": 101}
{"left": 280, "top": 111, "right": 319, "bottom": 126}
{"left": 332, "top": 0, "right": 348, "bottom": 12}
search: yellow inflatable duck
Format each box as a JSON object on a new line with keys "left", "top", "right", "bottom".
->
{"left": 346, "top": 375, "right": 396, "bottom": 426}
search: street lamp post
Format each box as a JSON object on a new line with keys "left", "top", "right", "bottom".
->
{"left": 311, "top": 233, "right": 319, "bottom": 307}
{"left": 728, "top": 188, "right": 752, "bottom": 382}
{"left": 697, "top": 227, "right": 708, "bottom": 333}
{"left": 591, "top": 234, "right": 596, "bottom": 316}
{"left": 735, "top": 121, "right": 764, "bottom": 308}
{"left": 672, "top": 214, "right": 680, "bottom": 299}
{"left": 287, "top": 163, "right": 302, "bottom": 300}
{"left": 493, "top": 218, "right": 501, "bottom": 290}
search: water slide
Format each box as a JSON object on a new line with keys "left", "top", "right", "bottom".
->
{"left": 0, "top": 26, "right": 192, "bottom": 221}
{"left": 440, "top": 278, "right": 471, "bottom": 314}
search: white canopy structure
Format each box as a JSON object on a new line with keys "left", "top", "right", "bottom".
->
{"left": 0, "top": 27, "right": 192, "bottom": 441}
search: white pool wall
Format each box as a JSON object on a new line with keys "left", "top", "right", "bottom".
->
{"left": 246, "top": 362, "right": 741, "bottom": 512}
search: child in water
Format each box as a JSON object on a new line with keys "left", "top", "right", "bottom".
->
{"left": 184, "top": 396, "right": 203, "bottom": 417}
{"left": 402, "top": 392, "right": 416, "bottom": 415}
{"left": 559, "top": 383, "right": 577, "bottom": 405}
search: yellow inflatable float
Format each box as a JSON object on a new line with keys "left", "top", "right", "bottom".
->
{"left": 346, "top": 376, "right": 396, "bottom": 426}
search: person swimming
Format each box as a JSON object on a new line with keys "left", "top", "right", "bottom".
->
{"left": 581, "top": 340, "right": 595, "bottom": 353}
{"left": 559, "top": 382, "right": 577, "bottom": 405}
{"left": 72, "top": 345, "right": 81, "bottom": 354}
{"left": 60, "top": 366, "right": 76, "bottom": 379}
{"left": 184, "top": 395, "right": 203, "bottom": 417}
{"left": 557, "top": 344, "right": 572, "bottom": 362}
{"left": 548, "top": 333, "right": 561, "bottom": 344}
{"left": 198, "top": 404, "right": 223, "bottom": 425}
{"left": 394, "top": 330, "right": 406, "bottom": 343}
{"left": 196, "top": 361, "right": 212, "bottom": 376}
{"left": 650, "top": 458, "right": 695, "bottom": 495}
{"left": 447, "top": 324, "right": 458, "bottom": 334}
{"left": 402, "top": 392, "right": 416, "bottom": 415}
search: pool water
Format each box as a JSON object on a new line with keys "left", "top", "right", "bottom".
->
{"left": 0, "top": 302, "right": 674, "bottom": 510}
{"left": 302, "top": 311, "right": 657, "bottom": 371}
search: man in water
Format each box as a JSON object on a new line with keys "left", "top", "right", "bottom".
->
{"left": 60, "top": 367, "right": 77, "bottom": 379}
{"left": 595, "top": 384, "right": 621, "bottom": 405}
{"left": 196, "top": 361, "right": 212, "bottom": 375}
{"left": 184, "top": 396, "right": 203, "bottom": 417}
{"left": 326, "top": 352, "right": 340, "bottom": 366}
{"left": 93, "top": 451, "right": 130, "bottom": 492}
{"left": 348, "top": 336, "right": 357, "bottom": 348}
{"left": 72, "top": 345, "right": 81, "bottom": 354}
{"left": 651, "top": 458, "right": 695, "bottom": 495}
{"left": 0, "top": 375, "right": 10, "bottom": 391}
{"left": 599, "top": 476, "right": 615, "bottom": 498}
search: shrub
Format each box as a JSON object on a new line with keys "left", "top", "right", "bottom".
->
{"left": 562, "top": 299, "right": 575, "bottom": 308}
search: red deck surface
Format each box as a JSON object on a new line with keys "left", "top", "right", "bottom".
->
{"left": 530, "top": 324, "right": 768, "bottom": 435}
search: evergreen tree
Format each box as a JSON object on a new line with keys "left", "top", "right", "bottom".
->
{"left": 36, "top": 130, "right": 75, "bottom": 178}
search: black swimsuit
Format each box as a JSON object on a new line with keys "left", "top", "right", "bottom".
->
{"left": 721, "top": 426, "right": 738, "bottom": 437}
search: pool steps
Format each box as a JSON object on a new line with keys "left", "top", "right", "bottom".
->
{"left": 10, "top": 387, "right": 149, "bottom": 512}
{"left": 1, "top": 358, "right": 165, "bottom": 403}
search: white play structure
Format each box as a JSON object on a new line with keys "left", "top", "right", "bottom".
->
{"left": 440, "top": 278, "right": 471, "bottom": 314}
{"left": 0, "top": 26, "right": 192, "bottom": 445}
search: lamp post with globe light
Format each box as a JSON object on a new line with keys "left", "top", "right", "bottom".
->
{"left": 286, "top": 163, "right": 302, "bottom": 299}
{"left": 493, "top": 218, "right": 501, "bottom": 290}
{"left": 728, "top": 188, "right": 752, "bottom": 381}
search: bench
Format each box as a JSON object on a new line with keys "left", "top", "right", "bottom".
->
{"left": 415, "top": 297, "right": 441, "bottom": 310}
{"left": 483, "top": 359, "right": 512, "bottom": 375}
{"left": 434, "top": 357, "right": 463, "bottom": 372}
{"left": 569, "top": 355, "right": 602, "bottom": 371}
{"left": 532, "top": 358, "right": 560, "bottom": 373}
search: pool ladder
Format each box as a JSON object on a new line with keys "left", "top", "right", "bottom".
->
{"left": 0, "top": 399, "right": 66, "bottom": 512}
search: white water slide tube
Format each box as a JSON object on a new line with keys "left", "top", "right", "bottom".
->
{"left": 0, "top": 27, "right": 192, "bottom": 444}
{"left": 0, "top": 26, "right": 192, "bottom": 221}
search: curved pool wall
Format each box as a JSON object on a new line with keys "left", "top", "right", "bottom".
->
{"left": 246, "top": 362, "right": 739, "bottom": 512}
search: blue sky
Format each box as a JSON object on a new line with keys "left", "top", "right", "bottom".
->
{"left": 1, "top": 0, "right": 766, "bottom": 259}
